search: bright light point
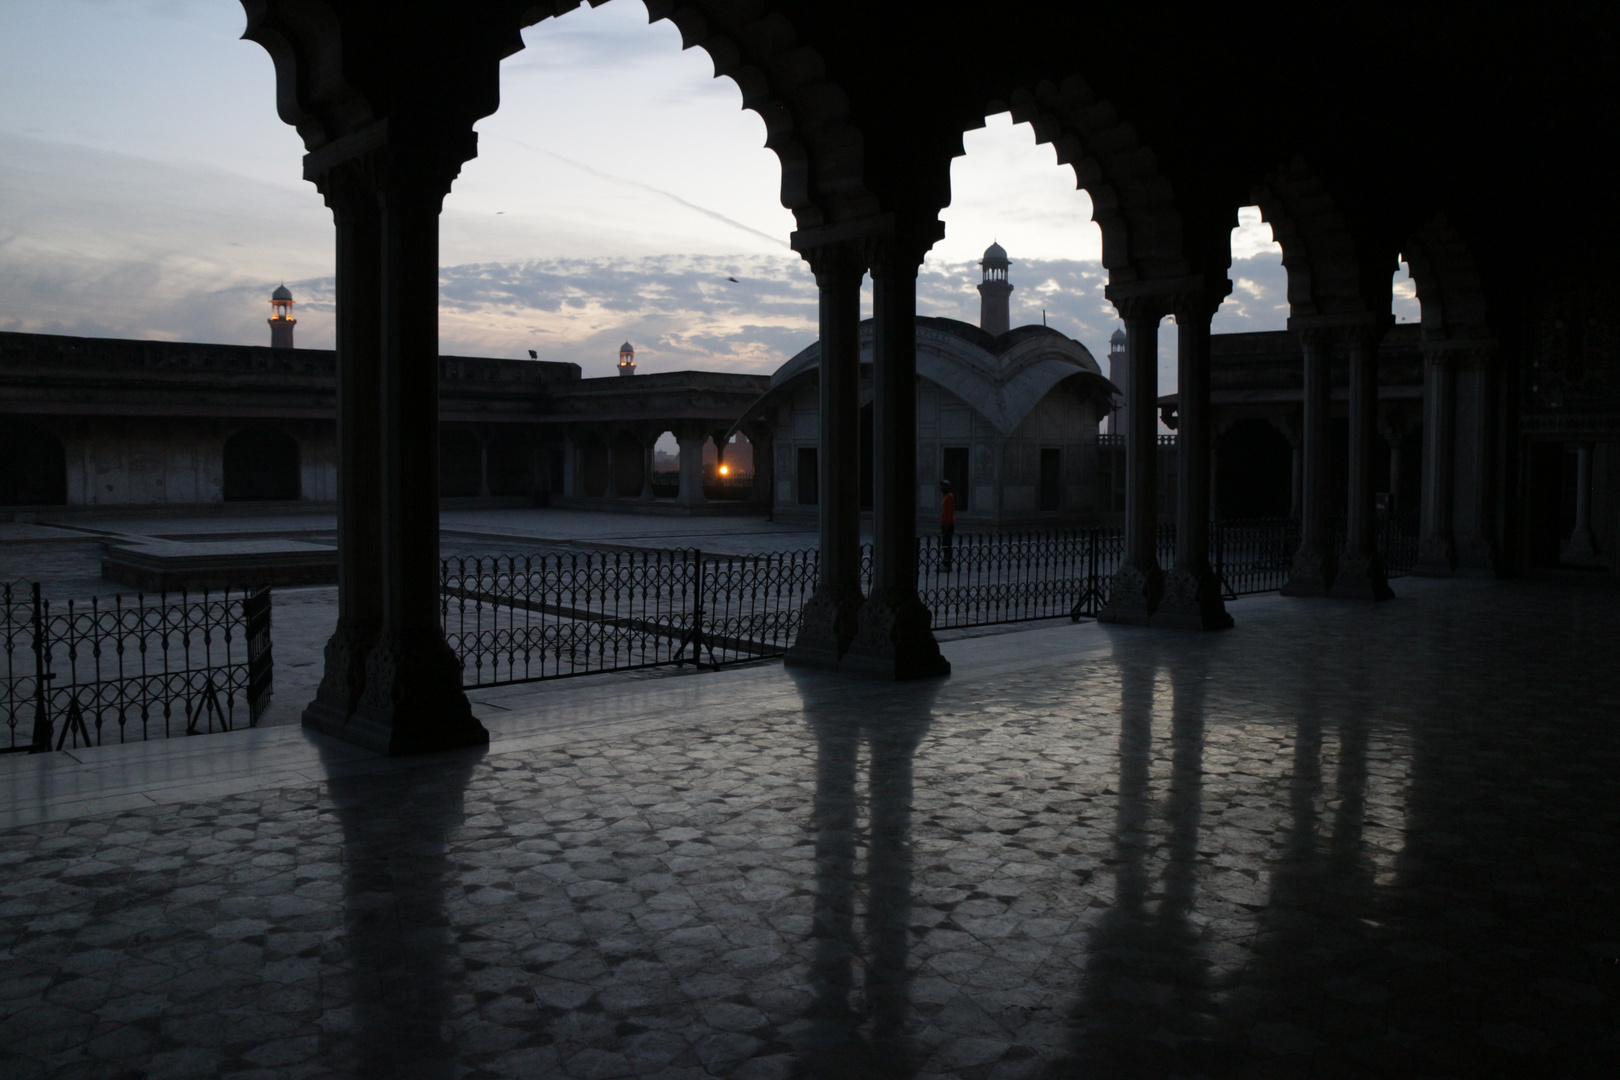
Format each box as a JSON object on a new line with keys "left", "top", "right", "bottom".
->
{"left": 718, "top": 465, "right": 729, "bottom": 476}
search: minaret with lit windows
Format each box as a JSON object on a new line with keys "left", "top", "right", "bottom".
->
{"left": 977, "top": 242, "right": 1013, "bottom": 336}
{"left": 1107, "top": 327, "right": 1128, "bottom": 433}
{"left": 617, "top": 341, "right": 636, "bottom": 376}
{"left": 268, "top": 284, "right": 296, "bottom": 348}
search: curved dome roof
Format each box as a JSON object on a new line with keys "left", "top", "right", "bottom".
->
{"left": 1109, "top": 327, "right": 1127, "bottom": 344}
{"left": 271, "top": 283, "right": 293, "bottom": 302}
{"left": 619, "top": 341, "right": 635, "bottom": 353}
{"left": 746, "top": 316, "right": 1118, "bottom": 439}
{"left": 981, "top": 241, "right": 1008, "bottom": 263}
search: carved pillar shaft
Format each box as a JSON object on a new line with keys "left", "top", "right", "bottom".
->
{"left": 1416, "top": 352, "right": 1456, "bottom": 573}
{"left": 1453, "top": 352, "right": 1500, "bottom": 574}
{"left": 640, "top": 434, "right": 655, "bottom": 501}
{"left": 1330, "top": 329, "right": 1393, "bottom": 599}
{"left": 1154, "top": 300, "right": 1232, "bottom": 629}
{"left": 846, "top": 245, "right": 948, "bottom": 678}
{"left": 1098, "top": 299, "right": 1166, "bottom": 623}
{"left": 787, "top": 243, "right": 866, "bottom": 668}
{"left": 305, "top": 171, "right": 382, "bottom": 730}
{"left": 676, "top": 426, "right": 708, "bottom": 508}
{"left": 1282, "top": 329, "right": 1337, "bottom": 595}
{"left": 338, "top": 145, "right": 485, "bottom": 755}
{"left": 1570, "top": 443, "right": 1596, "bottom": 555}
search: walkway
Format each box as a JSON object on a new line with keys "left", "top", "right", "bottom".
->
{"left": 1, "top": 578, "right": 1616, "bottom": 1078}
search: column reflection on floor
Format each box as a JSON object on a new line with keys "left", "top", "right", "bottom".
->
{"left": 795, "top": 671, "right": 937, "bottom": 1075}
{"left": 322, "top": 741, "right": 483, "bottom": 1076}
{"left": 1054, "top": 636, "right": 1227, "bottom": 1076}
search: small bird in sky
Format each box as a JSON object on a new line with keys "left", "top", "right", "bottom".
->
{"left": 726, "top": 276, "right": 739, "bottom": 283}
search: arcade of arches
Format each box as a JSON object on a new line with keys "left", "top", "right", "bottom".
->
{"left": 226, "top": 0, "right": 1617, "bottom": 754}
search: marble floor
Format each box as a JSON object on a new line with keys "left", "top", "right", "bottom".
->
{"left": 1, "top": 578, "right": 1617, "bottom": 1079}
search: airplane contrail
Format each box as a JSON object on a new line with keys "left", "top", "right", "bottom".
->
{"left": 491, "top": 136, "right": 791, "bottom": 250}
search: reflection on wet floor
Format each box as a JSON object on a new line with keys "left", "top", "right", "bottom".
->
{"left": 0, "top": 577, "right": 1617, "bottom": 1078}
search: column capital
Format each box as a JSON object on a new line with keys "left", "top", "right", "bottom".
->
{"left": 1107, "top": 274, "right": 1229, "bottom": 323}
{"left": 305, "top": 119, "right": 478, "bottom": 212}
{"left": 1421, "top": 336, "right": 1498, "bottom": 370}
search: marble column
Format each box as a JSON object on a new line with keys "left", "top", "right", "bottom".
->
{"left": 787, "top": 242, "right": 866, "bottom": 668}
{"left": 560, "top": 434, "right": 578, "bottom": 498}
{"left": 1154, "top": 296, "right": 1232, "bottom": 630}
{"left": 1282, "top": 329, "right": 1338, "bottom": 596}
{"left": 845, "top": 242, "right": 949, "bottom": 678}
{"left": 1098, "top": 297, "right": 1167, "bottom": 624}
{"left": 635, "top": 427, "right": 654, "bottom": 501}
{"left": 1331, "top": 326, "right": 1394, "bottom": 599}
{"left": 1452, "top": 347, "right": 1500, "bottom": 575}
{"left": 1415, "top": 348, "right": 1457, "bottom": 574}
{"left": 303, "top": 162, "right": 383, "bottom": 733}
{"left": 1570, "top": 443, "right": 1596, "bottom": 555}
{"left": 344, "top": 144, "right": 487, "bottom": 755}
{"left": 1290, "top": 443, "right": 1303, "bottom": 519}
{"left": 744, "top": 423, "right": 775, "bottom": 512}
{"left": 675, "top": 425, "right": 708, "bottom": 509}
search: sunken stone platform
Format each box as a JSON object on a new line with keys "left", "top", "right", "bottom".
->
{"left": 101, "top": 538, "right": 337, "bottom": 591}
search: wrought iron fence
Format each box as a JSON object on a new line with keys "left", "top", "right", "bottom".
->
{"left": 443, "top": 548, "right": 816, "bottom": 686}
{"left": 1, "top": 581, "right": 273, "bottom": 753}
{"left": 443, "top": 516, "right": 1420, "bottom": 688}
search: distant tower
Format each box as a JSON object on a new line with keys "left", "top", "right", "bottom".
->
{"left": 617, "top": 341, "right": 636, "bottom": 377}
{"left": 1107, "top": 327, "right": 1128, "bottom": 433}
{"left": 268, "top": 284, "right": 296, "bottom": 349}
{"left": 978, "top": 242, "right": 1013, "bottom": 336}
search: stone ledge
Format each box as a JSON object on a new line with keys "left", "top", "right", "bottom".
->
{"left": 102, "top": 538, "right": 337, "bottom": 591}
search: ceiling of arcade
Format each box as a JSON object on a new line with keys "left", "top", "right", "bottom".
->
{"left": 243, "top": 1, "right": 1615, "bottom": 354}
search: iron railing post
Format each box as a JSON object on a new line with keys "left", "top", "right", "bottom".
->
{"left": 29, "top": 582, "right": 52, "bottom": 753}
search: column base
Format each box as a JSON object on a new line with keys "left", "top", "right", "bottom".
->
{"left": 1150, "top": 565, "right": 1233, "bottom": 630}
{"left": 1280, "top": 548, "right": 1337, "bottom": 596}
{"left": 300, "top": 620, "right": 376, "bottom": 732}
{"left": 785, "top": 586, "right": 864, "bottom": 671}
{"left": 840, "top": 590, "right": 951, "bottom": 680}
{"left": 1097, "top": 562, "right": 1163, "bottom": 625}
{"left": 1329, "top": 549, "right": 1395, "bottom": 601}
{"left": 1412, "top": 534, "right": 1457, "bottom": 577}
{"left": 1455, "top": 536, "right": 1501, "bottom": 578}
{"left": 313, "top": 628, "right": 488, "bottom": 756}
{"left": 1568, "top": 527, "right": 1597, "bottom": 557}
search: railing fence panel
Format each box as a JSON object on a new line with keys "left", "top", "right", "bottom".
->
{"left": 447, "top": 516, "right": 1417, "bottom": 688}
{"left": 2, "top": 584, "right": 273, "bottom": 752}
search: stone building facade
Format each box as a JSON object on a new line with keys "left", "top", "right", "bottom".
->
{"left": 0, "top": 329, "right": 767, "bottom": 517}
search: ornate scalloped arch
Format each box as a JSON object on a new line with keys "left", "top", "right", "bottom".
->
{"left": 519, "top": 0, "right": 877, "bottom": 231}
{"left": 1402, "top": 215, "right": 1490, "bottom": 338}
{"left": 948, "top": 77, "right": 1189, "bottom": 286}
{"left": 1250, "top": 158, "right": 1374, "bottom": 320}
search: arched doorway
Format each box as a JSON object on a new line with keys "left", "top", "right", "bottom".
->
{"left": 580, "top": 433, "right": 610, "bottom": 498}
{"left": 222, "top": 426, "right": 300, "bottom": 501}
{"left": 486, "top": 432, "right": 533, "bottom": 496}
{"left": 0, "top": 422, "right": 67, "bottom": 506}
{"left": 440, "top": 427, "right": 481, "bottom": 497}
{"left": 611, "top": 431, "right": 645, "bottom": 497}
{"left": 1217, "top": 419, "right": 1292, "bottom": 519}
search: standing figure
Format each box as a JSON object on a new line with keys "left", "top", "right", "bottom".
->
{"left": 939, "top": 480, "right": 956, "bottom": 574}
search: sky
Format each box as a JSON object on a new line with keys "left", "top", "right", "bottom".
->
{"left": 0, "top": 0, "right": 1418, "bottom": 392}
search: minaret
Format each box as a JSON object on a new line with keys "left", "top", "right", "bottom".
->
{"left": 268, "top": 284, "right": 296, "bottom": 348}
{"left": 617, "top": 341, "right": 636, "bottom": 376}
{"left": 977, "top": 242, "right": 1013, "bottom": 336}
{"left": 1107, "top": 327, "right": 1128, "bottom": 433}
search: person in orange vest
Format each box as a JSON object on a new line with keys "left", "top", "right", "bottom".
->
{"left": 938, "top": 479, "right": 956, "bottom": 573}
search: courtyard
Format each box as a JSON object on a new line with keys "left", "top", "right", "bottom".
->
{"left": 1, "top": 574, "right": 1616, "bottom": 1078}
